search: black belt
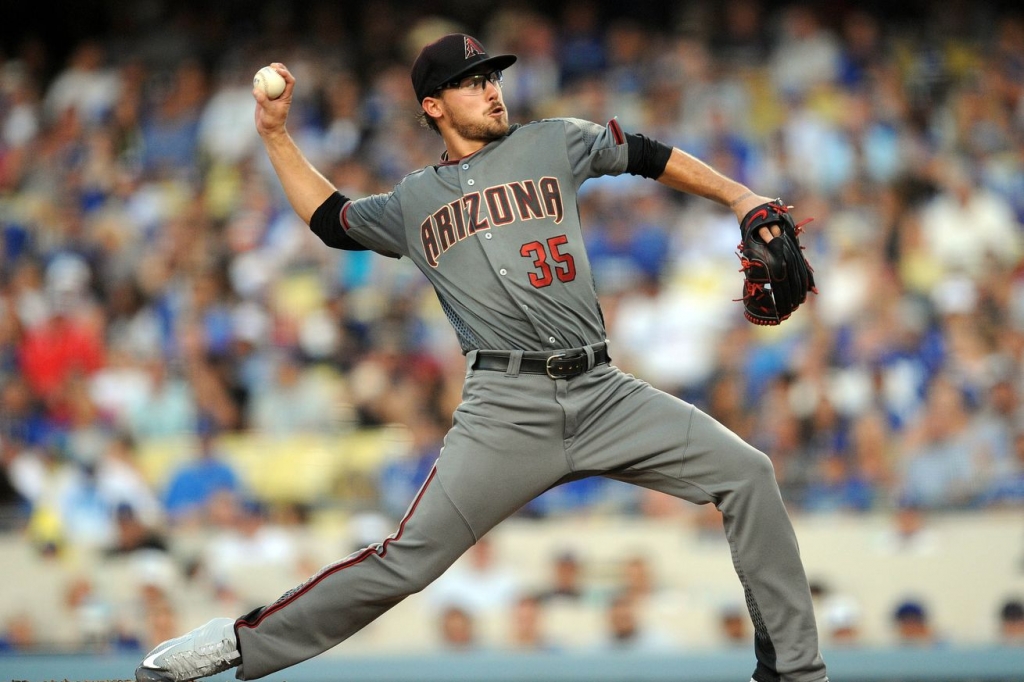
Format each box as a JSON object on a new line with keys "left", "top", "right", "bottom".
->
{"left": 474, "top": 345, "right": 610, "bottom": 379}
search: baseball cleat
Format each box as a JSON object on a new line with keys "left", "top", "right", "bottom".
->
{"left": 135, "top": 617, "right": 240, "bottom": 681}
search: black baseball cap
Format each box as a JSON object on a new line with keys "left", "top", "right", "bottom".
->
{"left": 411, "top": 33, "right": 517, "bottom": 102}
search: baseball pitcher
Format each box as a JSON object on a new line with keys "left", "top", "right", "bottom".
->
{"left": 136, "top": 33, "right": 826, "bottom": 682}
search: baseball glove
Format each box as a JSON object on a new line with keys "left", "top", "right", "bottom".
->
{"left": 736, "top": 199, "right": 816, "bottom": 326}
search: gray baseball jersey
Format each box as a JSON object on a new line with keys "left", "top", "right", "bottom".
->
{"left": 231, "top": 118, "right": 828, "bottom": 682}
{"left": 341, "top": 117, "right": 624, "bottom": 352}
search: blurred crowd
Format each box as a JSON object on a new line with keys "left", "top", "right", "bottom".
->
{"left": 1, "top": 0, "right": 1024, "bottom": 655}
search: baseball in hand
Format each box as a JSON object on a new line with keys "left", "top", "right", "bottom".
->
{"left": 253, "top": 66, "right": 286, "bottom": 99}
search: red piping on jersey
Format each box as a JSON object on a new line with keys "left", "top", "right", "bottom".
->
{"left": 438, "top": 147, "right": 484, "bottom": 166}
{"left": 340, "top": 201, "right": 352, "bottom": 230}
{"left": 607, "top": 118, "right": 625, "bottom": 145}
{"left": 237, "top": 465, "right": 438, "bottom": 629}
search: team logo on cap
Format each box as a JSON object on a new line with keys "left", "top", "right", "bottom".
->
{"left": 464, "top": 36, "right": 485, "bottom": 59}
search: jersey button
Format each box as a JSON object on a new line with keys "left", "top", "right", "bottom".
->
{"left": 485, "top": 233, "right": 493, "bottom": 239}
{"left": 499, "top": 268, "right": 507, "bottom": 276}
{"left": 467, "top": 179, "right": 475, "bottom": 186}
{"left": 461, "top": 163, "right": 469, "bottom": 170}
{"left": 548, "top": 337, "right": 557, "bottom": 344}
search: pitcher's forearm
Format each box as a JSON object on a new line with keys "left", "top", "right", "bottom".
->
{"left": 260, "top": 129, "right": 337, "bottom": 225}
{"left": 656, "top": 148, "right": 768, "bottom": 220}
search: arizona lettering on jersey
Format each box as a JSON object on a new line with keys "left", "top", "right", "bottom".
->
{"left": 420, "top": 176, "right": 564, "bottom": 268}
{"left": 338, "top": 118, "right": 628, "bottom": 351}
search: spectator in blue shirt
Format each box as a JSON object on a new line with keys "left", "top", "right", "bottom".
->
{"left": 163, "top": 426, "right": 240, "bottom": 525}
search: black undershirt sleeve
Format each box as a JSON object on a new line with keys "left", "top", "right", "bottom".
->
{"left": 624, "top": 132, "right": 673, "bottom": 180}
{"left": 309, "top": 191, "right": 368, "bottom": 251}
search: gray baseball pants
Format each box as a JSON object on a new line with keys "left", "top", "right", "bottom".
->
{"left": 235, "top": 348, "right": 827, "bottom": 682}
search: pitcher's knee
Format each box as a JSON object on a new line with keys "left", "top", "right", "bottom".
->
{"left": 730, "top": 447, "right": 780, "bottom": 491}
{"left": 715, "top": 448, "right": 781, "bottom": 513}
{"left": 750, "top": 449, "right": 777, "bottom": 480}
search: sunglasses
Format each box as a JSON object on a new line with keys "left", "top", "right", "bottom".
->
{"left": 435, "top": 70, "right": 504, "bottom": 95}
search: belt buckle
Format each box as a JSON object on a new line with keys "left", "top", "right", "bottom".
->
{"left": 545, "top": 353, "right": 567, "bottom": 379}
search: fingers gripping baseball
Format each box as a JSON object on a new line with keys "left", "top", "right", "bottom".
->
{"left": 253, "top": 63, "right": 295, "bottom": 137}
